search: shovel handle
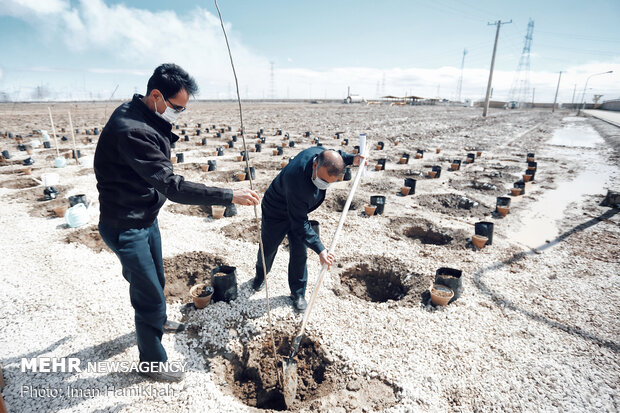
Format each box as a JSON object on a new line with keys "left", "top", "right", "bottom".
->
{"left": 288, "top": 144, "right": 369, "bottom": 359}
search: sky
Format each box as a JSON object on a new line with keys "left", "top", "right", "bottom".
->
{"left": 0, "top": 0, "right": 618, "bottom": 103}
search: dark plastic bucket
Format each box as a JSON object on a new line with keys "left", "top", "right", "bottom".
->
{"left": 467, "top": 153, "right": 476, "bottom": 162}
{"left": 43, "top": 141, "right": 51, "bottom": 149}
{"left": 343, "top": 138, "right": 349, "bottom": 145}
{"left": 207, "top": 160, "right": 217, "bottom": 171}
{"left": 259, "top": 128, "right": 264, "bottom": 134}
{"left": 23, "top": 157, "right": 34, "bottom": 165}
{"left": 1, "top": 150, "right": 10, "bottom": 159}
{"left": 354, "top": 145, "right": 360, "bottom": 153}
{"left": 232, "top": 135, "right": 237, "bottom": 142}
{"left": 377, "top": 141, "right": 384, "bottom": 150}
{"left": 343, "top": 167, "right": 352, "bottom": 181}
{"left": 201, "top": 138, "right": 207, "bottom": 145}
{"left": 197, "top": 123, "right": 201, "bottom": 128}
{"left": 255, "top": 143, "right": 262, "bottom": 152}
{"left": 527, "top": 152, "right": 535, "bottom": 159}
{"left": 496, "top": 196, "right": 511, "bottom": 207}
{"left": 228, "top": 126, "right": 232, "bottom": 132}
{"left": 289, "top": 141, "right": 295, "bottom": 147}
{"left": 211, "top": 265, "right": 238, "bottom": 303}
{"left": 72, "top": 149, "right": 81, "bottom": 159}
{"left": 432, "top": 165, "right": 442, "bottom": 178}
{"left": 528, "top": 161, "right": 537, "bottom": 171}
{"left": 435, "top": 267, "right": 463, "bottom": 303}
{"left": 370, "top": 195, "right": 386, "bottom": 215}
{"left": 308, "top": 220, "right": 320, "bottom": 237}
{"left": 228, "top": 141, "right": 234, "bottom": 148}
{"left": 474, "top": 222, "right": 494, "bottom": 245}
{"left": 94, "top": 128, "right": 99, "bottom": 135}
{"left": 181, "top": 130, "right": 186, "bottom": 135}
{"left": 417, "top": 149, "right": 424, "bottom": 158}
{"left": 525, "top": 169, "right": 535, "bottom": 180}
{"left": 277, "top": 147, "right": 284, "bottom": 155}
{"left": 377, "top": 159, "right": 387, "bottom": 170}
{"left": 69, "top": 194, "right": 88, "bottom": 207}
{"left": 224, "top": 203, "right": 237, "bottom": 217}
{"left": 240, "top": 151, "right": 248, "bottom": 161}
{"left": 176, "top": 153, "right": 184, "bottom": 163}
{"left": 245, "top": 166, "right": 256, "bottom": 180}
{"left": 196, "top": 130, "right": 201, "bottom": 136}
{"left": 304, "top": 131, "right": 311, "bottom": 137}
{"left": 217, "top": 147, "right": 224, "bottom": 156}
{"left": 404, "top": 178, "right": 417, "bottom": 195}
{"left": 514, "top": 181, "right": 526, "bottom": 194}
{"left": 216, "top": 132, "right": 221, "bottom": 138}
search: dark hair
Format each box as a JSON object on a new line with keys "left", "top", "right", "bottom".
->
{"left": 146, "top": 63, "right": 199, "bottom": 99}
{"left": 317, "top": 150, "right": 345, "bottom": 176}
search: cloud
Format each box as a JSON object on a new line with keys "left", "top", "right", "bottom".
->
{"left": 0, "top": 0, "right": 68, "bottom": 17}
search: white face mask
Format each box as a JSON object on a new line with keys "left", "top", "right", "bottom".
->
{"left": 312, "top": 165, "right": 331, "bottom": 190}
{"left": 155, "top": 94, "right": 182, "bottom": 124}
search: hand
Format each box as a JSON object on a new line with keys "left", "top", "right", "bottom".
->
{"left": 319, "top": 249, "right": 335, "bottom": 269}
{"left": 353, "top": 154, "right": 368, "bottom": 167}
{"left": 232, "top": 188, "right": 260, "bottom": 206}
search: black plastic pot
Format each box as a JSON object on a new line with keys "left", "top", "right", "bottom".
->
{"left": 221, "top": 128, "right": 226, "bottom": 134}
{"left": 467, "top": 153, "right": 476, "bottom": 163}
{"left": 259, "top": 128, "right": 264, "bottom": 134}
{"left": 417, "top": 149, "right": 424, "bottom": 158}
{"left": 228, "top": 126, "right": 232, "bottom": 132}
{"left": 474, "top": 222, "right": 494, "bottom": 245}
{"left": 61, "top": 136, "right": 68, "bottom": 141}
{"left": 277, "top": 129, "right": 282, "bottom": 136}
{"left": 435, "top": 267, "right": 463, "bottom": 303}
{"left": 216, "top": 132, "right": 221, "bottom": 138}
{"left": 432, "top": 165, "right": 442, "bottom": 178}
{"left": 525, "top": 169, "right": 535, "bottom": 181}
{"left": 196, "top": 130, "right": 201, "bottom": 136}
{"left": 245, "top": 166, "right": 256, "bottom": 180}
{"left": 181, "top": 130, "right": 186, "bottom": 135}
{"left": 527, "top": 152, "right": 535, "bottom": 159}
{"left": 354, "top": 145, "right": 360, "bottom": 153}
{"left": 176, "top": 153, "right": 184, "bottom": 163}
{"left": 217, "top": 147, "right": 224, "bottom": 156}
{"left": 343, "top": 138, "right": 349, "bottom": 145}
{"left": 255, "top": 143, "right": 262, "bottom": 152}
{"left": 201, "top": 138, "right": 207, "bottom": 145}
{"left": 304, "top": 131, "right": 311, "bottom": 137}
{"left": 43, "top": 186, "right": 59, "bottom": 201}
{"left": 377, "top": 141, "right": 384, "bottom": 150}
{"left": 370, "top": 195, "right": 386, "bottom": 215}
{"left": 378, "top": 158, "right": 387, "bottom": 170}
{"left": 308, "top": 220, "right": 320, "bottom": 237}
{"left": 240, "top": 151, "right": 248, "bottom": 161}
{"left": 176, "top": 125, "right": 180, "bottom": 129}
{"left": 224, "top": 203, "right": 237, "bottom": 217}
{"left": 277, "top": 147, "right": 284, "bottom": 155}
{"left": 171, "top": 142, "right": 176, "bottom": 149}
{"left": 1, "top": 150, "right": 10, "bottom": 159}
{"left": 69, "top": 194, "right": 88, "bottom": 207}
{"left": 211, "top": 124, "right": 216, "bottom": 129}
{"left": 232, "top": 135, "right": 237, "bottom": 142}
{"left": 260, "top": 136, "right": 266, "bottom": 144}
{"left": 496, "top": 196, "right": 511, "bottom": 207}
{"left": 289, "top": 141, "right": 295, "bottom": 147}
{"left": 404, "top": 178, "right": 417, "bottom": 195}
{"left": 207, "top": 160, "right": 217, "bottom": 171}
{"left": 528, "top": 161, "right": 537, "bottom": 171}
{"left": 94, "top": 128, "right": 99, "bottom": 135}
{"left": 228, "top": 141, "right": 234, "bottom": 148}
{"left": 197, "top": 123, "right": 202, "bottom": 128}
{"left": 43, "top": 141, "right": 51, "bottom": 149}
{"left": 17, "top": 144, "right": 26, "bottom": 151}
{"left": 23, "top": 157, "right": 34, "bottom": 166}
{"left": 343, "top": 167, "right": 352, "bottom": 181}
{"left": 211, "top": 265, "right": 238, "bottom": 303}
{"left": 514, "top": 181, "right": 525, "bottom": 194}
{"left": 184, "top": 136, "right": 190, "bottom": 142}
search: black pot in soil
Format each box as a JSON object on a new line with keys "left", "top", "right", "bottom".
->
{"left": 228, "top": 126, "right": 232, "bottom": 132}
{"left": 404, "top": 178, "right": 417, "bottom": 194}
{"left": 17, "top": 144, "right": 27, "bottom": 151}
{"left": 69, "top": 194, "right": 88, "bottom": 207}
{"left": 221, "top": 128, "right": 226, "bottom": 134}
{"left": 61, "top": 136, "right": 68, "bottom": 141}
{"left": 527, "top": 152, "right": 535, "bottom": 159}
{"left": 417, "top": 149, "right": 424, "bottom": 158}
{"left": 176, "top": 153, "right": 184, "bottom": 163}
{"left": 432, "top": 165, "right": 442, "bottom": 178}
{"left": 304, "top": 131, "right": 311, "bottom": 137}
{"left": 467, "top": 153, "right": 476, "bottom": 163}
{"left": 216, "top": 132, "right": 221, "bottom": 138}
{"left": 207, "top": 160, "right": 217, "bottom": 171}
{"left": 1, "top": 150, "right": 10, "bottom": 159}
{"left": 285, "top": 133, "right": 290, "bottom": 139}
{"left": 370, "top": 195, "right": 386, "bottom": 215}
{"left": 377, "top": 159, "right": 387, "bottom": 170}
{"left": 211, "top": 265, "right": 238, "bottom": 303}
{"left": 94, "top": 128, "right": 99, "bottom": 135}
{"left": 354, "top": 145, "right": 360, "bottom": 153}
{"left": 181, "top": 130, "right": 186, "bottom": 135}
{"left": 217, "top": 147, "right": 224, "bottom": 156}
{"left": 277, "top": 129, "right": 282, "bottom": 136}
{"left": 474, "top": 221, "right": 494, "bottom": 245}
{"left": 224, "top": 203, "right": 238, "bottom": 217}
{"left": 240, "top": 151, "right": 248, "bottom": 161}
{"left": 23, "top": 157, "right": 34, "bottom": 166}
{"left": 231, "top": 135, "right": 237, "bottom": 142}
{"left": 277, "top": 147, "right": 284, "bottom": 155}
{"left": 377, "top": 141, "right": 384, "bottom": 150}
{"left": 525, "top": 169, "right": 535, "bottom": 180}
{"left": 175, "top": 125, "right": 180, "bottom": 130}
{"left": 528, "top": 161, "right": 537, "bottom": 170}
{"left": 259, "top": 128, "right": 264, "bottom": 134}
{"left": 171, "top": 142, "right": 176, "bottom": 149}
{"left": 228, "top": 141, "right": 234, "bottom": 148}
{"left": 289, "top": 141, "right": 295, "bottom": 147}
{"left": 343, "top": 138, "right": 349, "bottom": 145}
{"left": 514, "top": 181, "right": 526, "bottom": 194}
{"left": 308, "top": 220, "right": 320, "bottom": 237}
{"left": 343, "top": 167, "right": 352, "bottom": 181}
{"left": 43, "top": 141, "right": 51, "bottom": 149}
{"left": 496, "top": 196, "right": 511, "bottom": 207}
{"left": 435, "top": 267, "right": 463, "bottom": 303}
{"left": 211, "top": 124, "right": 216, "bottom": 129}
{"left": 260, "top": 136, "right": 266, "bottom": 144}
{"left": 196, "top": 130, "right": 201, "bottom": 136}
{"left": 245, "top": 166, "right": 256, "bottom": 180}
{"left": 201, "top": 138, "right": 207, "bottom": 146}
{"left": 43, "top": 186, "right": 59, "bottom": 201}
{"left": 197, "top": 123, "right": 202, "bottom": 128}
{"left": 255, "top": 144, "right": 262, "bottom": 152}
{"left": 184, "top": 136, "right": 190, "bottom": 142}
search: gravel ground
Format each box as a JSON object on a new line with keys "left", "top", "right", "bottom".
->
{"left": 0, "top": 102, "right": 618, "bottom": 412}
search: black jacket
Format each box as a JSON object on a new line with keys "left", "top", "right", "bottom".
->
{"left": 94, "top": 94, "right": 233, "bottom": 229}
{"left": 262, "top": 147, "right": 354, "bottom": 254}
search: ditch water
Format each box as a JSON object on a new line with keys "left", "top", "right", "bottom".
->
{"left": 511, "top": 117, "right": 617, "bottom": 249}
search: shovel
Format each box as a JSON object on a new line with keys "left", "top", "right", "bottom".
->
{"left": 282, "top": 144, "right": 369, "bottom": 407}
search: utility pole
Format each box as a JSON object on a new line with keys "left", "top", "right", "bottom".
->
{"left": 571, "top": 84, "right": 576, "bottom": 108}
{"left": 531, "top": 88, "right": 535, "bottom": 107}
{"left": 552, "top": 71, "right": 562, "bottom": 112}
{"left": 456, "top": 48, "right": 467, "bottom": 102}
{"left": 483, "top": 19, "right": 511, "bottom": 117}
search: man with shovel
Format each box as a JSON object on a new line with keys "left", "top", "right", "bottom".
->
{"left": 252, "top": 148, "right": 363, "bottom": 311}
{"left": 94, "top": 63, "right": 260, "bottom": 382}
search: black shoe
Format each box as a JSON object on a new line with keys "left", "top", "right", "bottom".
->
{"left": 163, "top": 320, "right": 185, "bottom": 333}
{"left": 252, "top": 277, "right": 265, "bottom": 291}
{"left": 139, "top": 368, "right": 185, "bottom": 382}
{"left": 291, "top": 295, "right": 307, "bottom": 312}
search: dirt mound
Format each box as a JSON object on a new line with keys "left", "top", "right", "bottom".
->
{"left": 323, "top": 189, "right": 364, "bottom": 211}
{"left": 221, "top": 219, "right": 260, "bottom": 243}
{"left": 5, "top": 184, "right": 71, "bottom": 203}
{"left": 28, "top": 198, "right": 70, "bottom": 218}
{"left": 64, "top": 225, "right": 109, "bottom": 253}
{"left": 166, "top": 203, "right": 208, "bottom": 217}
{"left": 0, "top": 177, "right": 39, "bottom": 189}
{"left": 415, "top": 193, "right": 492, "bottom": 218}
{"left": 163, "top": 251, "right": 228, "bottom": 303}
{"left": 218, "top": 327, "right": 398, "bottom": 411}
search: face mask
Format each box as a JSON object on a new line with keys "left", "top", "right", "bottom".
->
{"left": 312, "top": 165, "right": 331, "bottom": 190}
{"left": 155, "top": 94, "right": 182, "bottom": 124}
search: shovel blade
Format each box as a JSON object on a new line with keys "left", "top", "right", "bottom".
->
{"left": 282, "top": 358, "right": 298, "bottom": 408}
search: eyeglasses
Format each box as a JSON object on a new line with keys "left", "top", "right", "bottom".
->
{"left": 164, "top": 98, "right": 186, "bottom": 113}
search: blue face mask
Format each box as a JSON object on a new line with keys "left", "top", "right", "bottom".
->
{"left": 312, "top": 165, "right": 331, "bottom": 190}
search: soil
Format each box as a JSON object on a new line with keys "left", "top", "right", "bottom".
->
{"left": 221, "top": 219, "right": 260, "bottom": 243}
{"left": 28, "top": 197, "right": 70, "bottom": 218}
{"left": 432, "top": 285, "right": 453, "bottom": 298}
{"left": 323, "top": 188, "right": 364, "bottom": 211}
{"left": 163, "top": 251, "right": 228, "bottom": 303}
{"left": 415, "top": 193, "right": 492, "bottom": 218}
{"left": 64, "top": 225, "right": 109, "bottom": 253}
{"left": 166, "top": 203, "right": 209, "bottom": 217}
{"left": 215, "top": 325, "right": 398, "bottom": 411}
{"left": 0, "top": 177, "right": 40, "bottom": 189}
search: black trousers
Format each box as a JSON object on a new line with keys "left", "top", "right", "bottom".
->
{"left": 255, "top": 214, "right": 308, "bottom": 297}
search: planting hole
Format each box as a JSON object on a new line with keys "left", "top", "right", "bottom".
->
{"left": 163, "top": 251, "right": 228, "bottom": 303}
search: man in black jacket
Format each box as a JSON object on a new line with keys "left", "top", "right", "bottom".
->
{"left": 95, "top": 63, "right": 259, "bottom": 382}
{"left": 252, "top": 147, "right": 362, "bottom": 311}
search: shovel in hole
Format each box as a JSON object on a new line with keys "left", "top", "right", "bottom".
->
{"left": 282, "top": 143, "right": 369, "bottom": 407}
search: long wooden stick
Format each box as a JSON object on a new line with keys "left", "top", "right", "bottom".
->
{"left": 47, "top": 107, "right": 60, "bottom": 157}
{"left": 67, "top": 111, "right": 78, "bottom": 165}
